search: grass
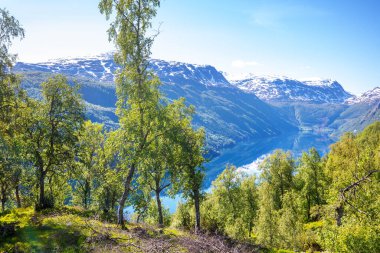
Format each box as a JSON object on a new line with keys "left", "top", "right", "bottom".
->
{"left": 0, "top": 207, "right": 88, "bottom": 252}
{"left": 1, "top": 207, "right": 265, "bottom": 253}
{"left": 0, "top": 207, "right": 186, "bottom": 252}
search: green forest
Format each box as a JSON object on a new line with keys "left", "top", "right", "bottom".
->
{"left": 1, "top": 1, "right": 379, "bottom": 252}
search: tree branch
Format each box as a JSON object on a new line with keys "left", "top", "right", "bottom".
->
{"left": 339, "top": 169, "right": 379, "bottom": 214}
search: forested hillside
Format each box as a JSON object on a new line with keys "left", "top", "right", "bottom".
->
{"left": 13, "top": 56, "right": 297, "bottom": 155}
{"left": 172, "top": 122, "right": 380, "bottom": 252}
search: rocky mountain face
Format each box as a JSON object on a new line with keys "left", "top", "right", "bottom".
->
{"left": 346, "top": 87, "right": 380, "bottom": 104}
{"left": 14, "top": 55, "right": 297, "bottom": 156}
{"left": 230, "top": 74, "right": 353, "bottom": 104}
{"left": 14, "top": 54, "right": 380, "bottom": 180}
{"left": 14, "top": 54, "right": 380, "bottom": 160}
{"left": 228, "top": 74, "right": 380, "bottom": 135}
{"left": 331, "top": 87, "right": 380, "bottom": 135}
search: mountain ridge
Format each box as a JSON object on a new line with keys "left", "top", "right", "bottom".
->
{"left": 14, "top": 55, "right": 297, "bottom": 158}
{"left": 13, "top": 53, "right": 380, "bottom": 152}
{"left": 230, "top": 75, "right": 353, "bottom": 104}
{"left": 13, "top": 53, "right": 380, "bottom": 180}
{"left": 346, "top": 86, "right": 380, "bottom": 104}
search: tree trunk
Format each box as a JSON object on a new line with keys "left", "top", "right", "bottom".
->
{"left": 1, "top": 186, "right": 6, "bottom": 212}
{"left": 307, "top": 194, "right": 311, "bottom": 221}
{"left": 336, "top": 204, "right": 344, "bottom": 226}
{"left": 136, "top": 212, "right": 142, "bottom": 223}
{"left": 84, "top": 180, "right": 90, "bottom": 209}
{"left": 194, "top": 189, "right": 201, "bottom": 233}
{"left": 118, "top": 164, "right": 136, "bottom": 229}
{"left": 1, "top": 199, "right": 5, "bottom": 212}
{"left": 314, "top": 168, "right": 321, "bottom": 205}
{"left": 15, "top": 184, "right": 21, "bottom": 208}
{"left": 155, "top": 189, "right": 164, "bottom": 227}
{"left": 38, "top": 169, "right": 46, "bottom": 210}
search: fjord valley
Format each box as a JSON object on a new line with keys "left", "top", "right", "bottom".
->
{"left": 1, "top": 1, "right": 380, "bottom": 252}
{"left": 13, "top": 55, "right": 380, "bottom": 178}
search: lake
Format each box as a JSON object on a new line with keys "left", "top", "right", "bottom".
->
{"left": 162, "top": 130, "right": 335, "bottom": 212}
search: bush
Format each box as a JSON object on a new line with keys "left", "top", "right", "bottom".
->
{"left": 0, "top": 221, "right": 19, "bottom": 238}
{"left": 12, "top": 242, "right": 31, "bottom": 253}
{"left": 321, "top": 222, "right": 380, "bottom": 253}
{"left": 171, "top": 202, "right": 193, "bottom": 230}
{"left": 143, "top": 200, "right": 171, "bottom": 227}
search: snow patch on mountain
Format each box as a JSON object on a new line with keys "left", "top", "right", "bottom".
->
{"left": 14, "top": 52, "right": 356, "bottom": 104}
{"left": 346, "top": 87, "right": 380, "bottom": 104}
{"left": 229, "top": 74, "right": 353, "bottom": 104}
{"left": 15, "top": 53, "right": 231, "bottom": 88}
{"left": 150, "top": 59, "right": 231, "bottom": 88}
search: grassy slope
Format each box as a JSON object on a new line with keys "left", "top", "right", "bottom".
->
{"left": 0, "top": 207, "right": 267, "bottom": 253}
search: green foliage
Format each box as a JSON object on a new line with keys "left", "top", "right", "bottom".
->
{"left": 174, "top": 121, "right": 205, "bottom": 232}
{"left": 98, "top": 0, "right": 206, "bottom": 230}
{"left": 0, "top": 208, "right": 94, "bottom": 252}
{"left": 207, "top": 165, "right": 257, "bottom": 239}
{"left": 0, "top": 8, "right": 24, "bottom": 77}
{"left": 73, "top": 120, "right": 105, "bottom": 209}
{"left": 277, "top": 190, "right": 303, "bottom": 250}
{"left": 256, "top": 181, "right": 280, "bottom": 247}
{"left": 1, "top": 2, "right": 379, "bottom": 252}
{"left": 24, "top": 75, "right": 85, "bottom": 209}
{"left": 320, "top": 222, "right": 380, "bottom": 253}
{"left": 320, "top": 122, "right": 380, "bottom": 252}
{"left": 143, "top": 200, "right": 171, "bottom": 227}
{"left": 0, "top": 9, "right": 28, "bottom": 213}
{"left": 297, "top": 147, "right": 326, "bottom": 221}
{"left": 0, "top": 207, "right": 34, "bottom": 228}
{"left": 173, "top": 165, "right": 258, "bottom": 240}
{"left": 171, "top": 201, "right": 194, "bottom": 230}
{"left": 260, "top": 150, "right": 295, "bottom": 210}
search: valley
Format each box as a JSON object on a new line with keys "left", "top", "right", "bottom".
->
{"left": 2, "top": 2, "right": 380, "bottom": 252}
{"left": 14, "top": 54, "right": 380, "bottom": 183}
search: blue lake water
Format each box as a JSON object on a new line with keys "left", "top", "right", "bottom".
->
{"left": 161, "top": 130, "right": 335, "bottom": 212}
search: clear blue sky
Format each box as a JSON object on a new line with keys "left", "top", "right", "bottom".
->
{"left": 2, "top": 0, "right": 380, "bottom": 95}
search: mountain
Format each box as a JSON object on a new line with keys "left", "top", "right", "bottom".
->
{"left": 15, "top": 53, "right": 117, "bottom": 83}
{"left": 345, "top": 86, "right": 380, "bottom": 104}
{"left": 14, "top": 55, "right": 297, "bottom": 157}
{"left": 14, "top": 54, "right": 380, "bottom": 181}
{"left": 227, "top": 74, "right": 352, "bottom": 133}
{"left": 230, "top": 74, "right": 353, "bottom": 104}
{"left": 227, "top": 74, "right": 380, "bottom": 139}
{"left": 331, "top": 87, "right": 380, "bottom": 135}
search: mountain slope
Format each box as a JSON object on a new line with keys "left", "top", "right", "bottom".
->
{"left": 230, "top": 75, "right": 353, "bottom": 104}
{"left": 345, "top": 86, "right": 380, "bottom": 104}
{"left": 331, "top": 87, "right": 380, "bottom": 135}
{"left": 14, "top": 56, "right": 297, "bottom": 155}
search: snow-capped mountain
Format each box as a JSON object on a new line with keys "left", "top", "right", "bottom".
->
{"left": 150, "top": 59, "right": 230, "bottom": 88}
{"left": 345, "top": 87, "right": 380, "bottom": 104}
{"left": 14, "top": 53, "right": 380, "bottom": 181}
{"left": 16, "top": 53, "right": 117, "bottom": 83}
{"left": 14, "top": 55, "right": 297, "bottom": 159}
{"left": 16, "top": 54, "right": 230, "bottom": 88}
{"left": 230, "top": 74, "right": 353, "bottom": 104}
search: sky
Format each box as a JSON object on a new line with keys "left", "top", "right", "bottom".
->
{"left": 2, "top": 0, "right": 380, "bottom": 95}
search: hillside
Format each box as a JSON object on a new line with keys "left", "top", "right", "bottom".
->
{"left": 14, "top": 56, "right": 297, "bottom": 155}
{"left": 0, "top": 207, "right": 262, "bottom": 253}
{"left": 332, "top": 88, "right": 380, "bottom": 136}
{"left": 14, "top": 55, "right": 380, "bottom": 175}
{"left": 229, "top": 74, "right": 380, "bottom": 136}
{"left": 14, "top": 55, "right": 380, "bottom": 173}
{"left": 19, "top": 55, "right": 380, "bottom": 144}
{"left": 230, "top": 74, "right": 353, "bottom": 104}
